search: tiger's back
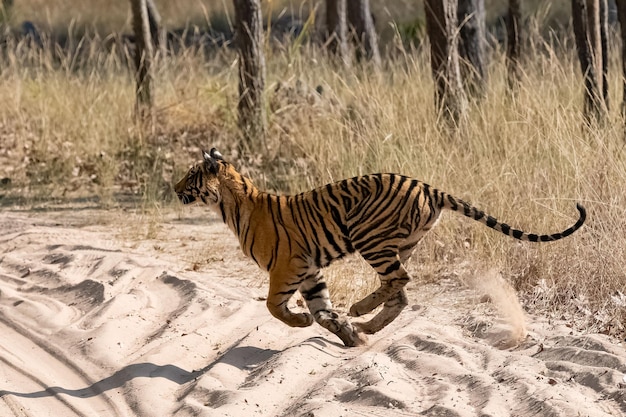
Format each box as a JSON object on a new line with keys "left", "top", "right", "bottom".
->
{"left": 240, "top": 173, "right": 444, "bottom": 273}
{"left": 175, "top": 149, "right": 585, "bottom": 347}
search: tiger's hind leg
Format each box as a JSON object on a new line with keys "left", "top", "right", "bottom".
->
{"left": 348, "top": 244, "right": 417, "bottom": 334}
{"left": 300, "top": 271, "right": 366, "bottom": 347}
{"left": 352, "top": 246, "right": 418, "bottom": 334}
{"left": 348, "top": 248, "right": 410, "bottom": 318}
{"left": 354, "top": 288, "right": 408, "bottom": 334}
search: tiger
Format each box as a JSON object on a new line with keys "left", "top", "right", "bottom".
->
{"left": 175, "top": 148, "right": 586, "bottom": 347}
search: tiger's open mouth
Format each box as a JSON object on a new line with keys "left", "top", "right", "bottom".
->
{"left": 178, "top": 194, "right": 196, "bottom": 204}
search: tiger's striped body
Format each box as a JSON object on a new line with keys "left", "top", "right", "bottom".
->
{"left": 175, "top": 149, "right": 586, "bottom": 347}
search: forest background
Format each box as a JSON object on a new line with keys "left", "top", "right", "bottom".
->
{"left": 0, "top": 0, "right": 625, "bottom": 339}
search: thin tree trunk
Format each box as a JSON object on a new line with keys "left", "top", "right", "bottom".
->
{"left": 146, "top": 0, "right": 165, "bottom": 55}
{"left": 506, "top": 0, "right": 522, "bottom": 90}
{"left": 599, "top": 0, "right": 609, "bottom": 111}
{"left": 326, "top": 0, "right": 350, "bottom": 67}
{"left": 233, "top": 0, "right": 266, "bottom": 148}
{"left": 586, "top": 0, "right": 602, "bottom": 95}
{"left": 129, "top": 0, "right": 154, "bottom": 120}
{"left": 617, "top": 0, "right": 626, "bottom": 120}
{"left": 425, "top": 0, "right": 468, "bottom": 127}
{"left": 572, "top": 0, "right": 606, "bottom": 124}
{"left": 457, "top": 0, "right": 487, "bottom": 98}
{"left": 347, "top": 0, "right": 381, "bottom": 67}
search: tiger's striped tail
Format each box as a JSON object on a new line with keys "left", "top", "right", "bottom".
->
{"left": 440, "top": 193, "right": 586, "bottom": 242}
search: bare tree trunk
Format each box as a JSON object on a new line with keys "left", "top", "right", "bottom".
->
{"left": 326, "top": 0, "right": 350, "bottom": 67}
{"left": 347, "top": 0, "right": 381, "bottom": 67}
{"left": 506, "top": 0, "right": 522, "bottom": 90}
{"left": 457, "top": 0, "right": 487, "bottom": 98}
{"left": 425, "top": 0, "right": 468, "bottom": 127}
{"left": 599, "top": 0, "right": 609, "bottom": 111}
{"left": 146, "top": 0, "right": 165, "bottom": 55}
{"left": 129, "top": 0, "right": 154, "bottom": 120}
{"left": 617, "top": 0, "right": 626, "bottom": 120}
{"left": 586, "top": 0, "right": 602, "bottom": 95}
{"left": 572, "top": 0, "right": 606, "bottom": 124}
{"left": 233, "top": 0, "right": 266, "bottom": 148}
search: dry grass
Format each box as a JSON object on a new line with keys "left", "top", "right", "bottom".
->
{"left": 0, "top": 7, "right": 624, "bottom": 338}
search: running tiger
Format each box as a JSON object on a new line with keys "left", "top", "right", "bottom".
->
{"left": 175, "top": 148, "right": 586, "bottom": 347}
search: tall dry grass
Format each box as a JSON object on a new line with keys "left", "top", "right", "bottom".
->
{"left": 0, "top": 12, "right": 624, "bottom": 337}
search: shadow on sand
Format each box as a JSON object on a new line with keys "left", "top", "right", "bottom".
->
{"left": 0, "top": 343, "right": 280, "bottom": 399}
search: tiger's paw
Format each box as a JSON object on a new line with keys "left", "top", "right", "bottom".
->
{"left": 293, "top": 312, "right": 315, "bottom": 327}
{"left": 353, "top": 320, "right": 377, "bottom": 335}
{"left": 335, "top": 323, "right": 368, "bottom": 347}
{"left": 281, "top": 313, "right": 315, "bottom": 327}
{"left": 348, "top": 305, "right": 361, "bottom": 317}
{"left": 348, "top": 300, "right": 372, "bottom": 317}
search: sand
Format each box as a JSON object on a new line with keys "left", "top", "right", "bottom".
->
{"left": 0, "top": 205, "right": 625, "bottom": 417}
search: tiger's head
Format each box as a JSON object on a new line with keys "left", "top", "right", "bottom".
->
{"left": 175, "top": 148, "right": 225, "bottom": 206}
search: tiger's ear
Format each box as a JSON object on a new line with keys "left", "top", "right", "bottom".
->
{"left": 202, "top": 149, "right": 220, "bottom": 174}
{"left": 209, "top": 148, "right": 223, "bottom": 160}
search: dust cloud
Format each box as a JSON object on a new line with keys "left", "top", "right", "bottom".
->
{"left": 467, "top": 269, "right": 527, "bottom": 349}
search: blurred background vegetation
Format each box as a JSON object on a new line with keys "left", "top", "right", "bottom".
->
{"left": 0, "top": 0, "right": 576, "bottom": 34}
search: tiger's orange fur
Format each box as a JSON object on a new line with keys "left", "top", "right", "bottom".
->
{"left": 175, "top": 148, "right": 585, "bottom": 347}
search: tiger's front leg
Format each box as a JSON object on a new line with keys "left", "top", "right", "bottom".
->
{"left": 266, "top": 270, "right": 314, "bottom": 328}
{"left": 300, "top": 271, "right": 367, "bottom": 347}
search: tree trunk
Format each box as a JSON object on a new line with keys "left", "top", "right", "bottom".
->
{"left": 572, "top": 0, "right": 606, "bottom": 124}
{"left": 347, "top": 0, "right": 381, "bottom": 67}
{"left": 326, "top": 0, "right": 350, "bottom": 67}
{"left": 457, "top": 0, "right": 487, "bottom": 98}
{"left": 586, "top": 0, "right": 602, "bottom": 99}
{"left": 506, "top": 0, "right": 522, "bottom": 90}
{"left": 617, "top": 0, "right": 626, "bottom": 120}
{"left": 599, "top": 0, "right": 609, "bottom": 111}
{"left": 233, "top": 0, "right": 266, "bottom": 148}
{"left": 425, "top": 0, "right": 468, "bottom": 127}
{"left": 146, "top": 0, "right": 165, "bottom": 55}
{"left": 129, "top": 0, "right": 154, "bottom": 120}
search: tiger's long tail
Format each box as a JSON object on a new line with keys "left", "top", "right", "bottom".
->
{"left": 439, "top": 192, "right": 586, "bottom": 242}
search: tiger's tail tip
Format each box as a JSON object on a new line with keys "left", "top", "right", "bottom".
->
{"left": 575, "top": 203, "right": 586, "bottom": 222}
